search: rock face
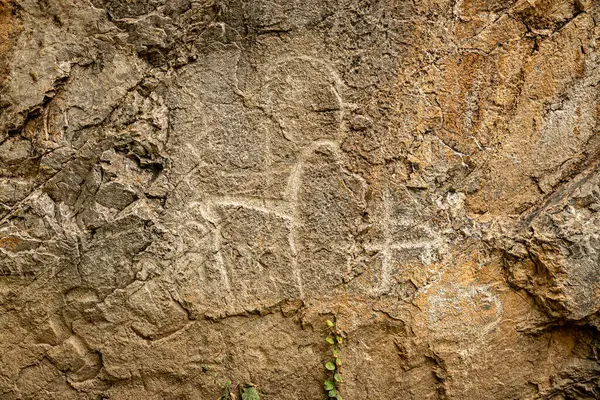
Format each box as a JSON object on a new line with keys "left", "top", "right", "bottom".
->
{"left": 1, "top": 0, "right": 599, "bottom": 398}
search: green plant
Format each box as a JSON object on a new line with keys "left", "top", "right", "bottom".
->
{"left": 323, "top": 319, "right": 343, "bottom": 400}
{"left": 219, "top": 380, "right": 235, "bottom": 400}
{"left": 219, "top": 381, "right": 260, "bottom": 400}
{"left": 240, "top": 383, "right": 260, "bottom": 400}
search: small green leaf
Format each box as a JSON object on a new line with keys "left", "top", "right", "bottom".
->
{"left": 325, "top": 362, "right": 336, "bottom": 371}
{"left": 335, "top": 358, "right": 342, "bottom": 366}
{"left": 326, "top": 320, "right": 334, "bottom": 328}
{"left": 325, "top": 337, "right": 334, "bottom": 345}
{"left": 334, "top": 372, "right": 342, "bottom": 382}
{"left": 328, "top": 389, "right": 337, "bottom": 397}
{"left": 324, "top": 380, "right": 335, "bottom": 391}
{"left": 336, "top": 336, "right": 343, "bottom": 344}
{"left": 241, "top": 386, "right": 260, "bottom": 400}
{"left": 333, "top": 349, "right": 339, "bottom": 357}
{"left": 336, "top": 394, "right": 343, "bottom": 400}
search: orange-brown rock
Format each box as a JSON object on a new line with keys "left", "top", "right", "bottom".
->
{"left": 0, "top": 0, "right": 599, "bottom": 399}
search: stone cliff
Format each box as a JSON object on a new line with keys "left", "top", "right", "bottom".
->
{"left": 0, "top": 0, "right": 599, "bottom": 398}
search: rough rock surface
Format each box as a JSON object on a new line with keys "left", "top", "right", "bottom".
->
{"left": 1, "top": 0, "right": 600, "bottom": 399}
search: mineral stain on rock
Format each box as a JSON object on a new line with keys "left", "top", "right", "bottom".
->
{"left": 0, "top": 0, "right": 16, "bottom": 87}
{"left": 0, "top": 0, "right": 599, "bottom": 399}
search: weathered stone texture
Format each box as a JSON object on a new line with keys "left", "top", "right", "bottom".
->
{"left": 1, "top": 0, "right": 600, "bottom": 398}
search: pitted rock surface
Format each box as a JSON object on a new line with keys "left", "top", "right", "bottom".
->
{"left": 1, "top": 0, "right": 600, "bottom": 399}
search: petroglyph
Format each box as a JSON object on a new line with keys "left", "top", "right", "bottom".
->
{"left": 4, "top": 1, "right": 599, "bottom": 397}
{"left": 363, "top": 184, "right": 444, "bottom": 296}
{"left": 426, "top": 283, "right": 504, "bottom": 340}
{"left": 164, "top": 46, "right": 448, "bottom": 308}
{"left": 263, "top": 56, "right": 346, "bottom": 144}
{"left": 164, "top": 53, "right": 378, "bottom": 307}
